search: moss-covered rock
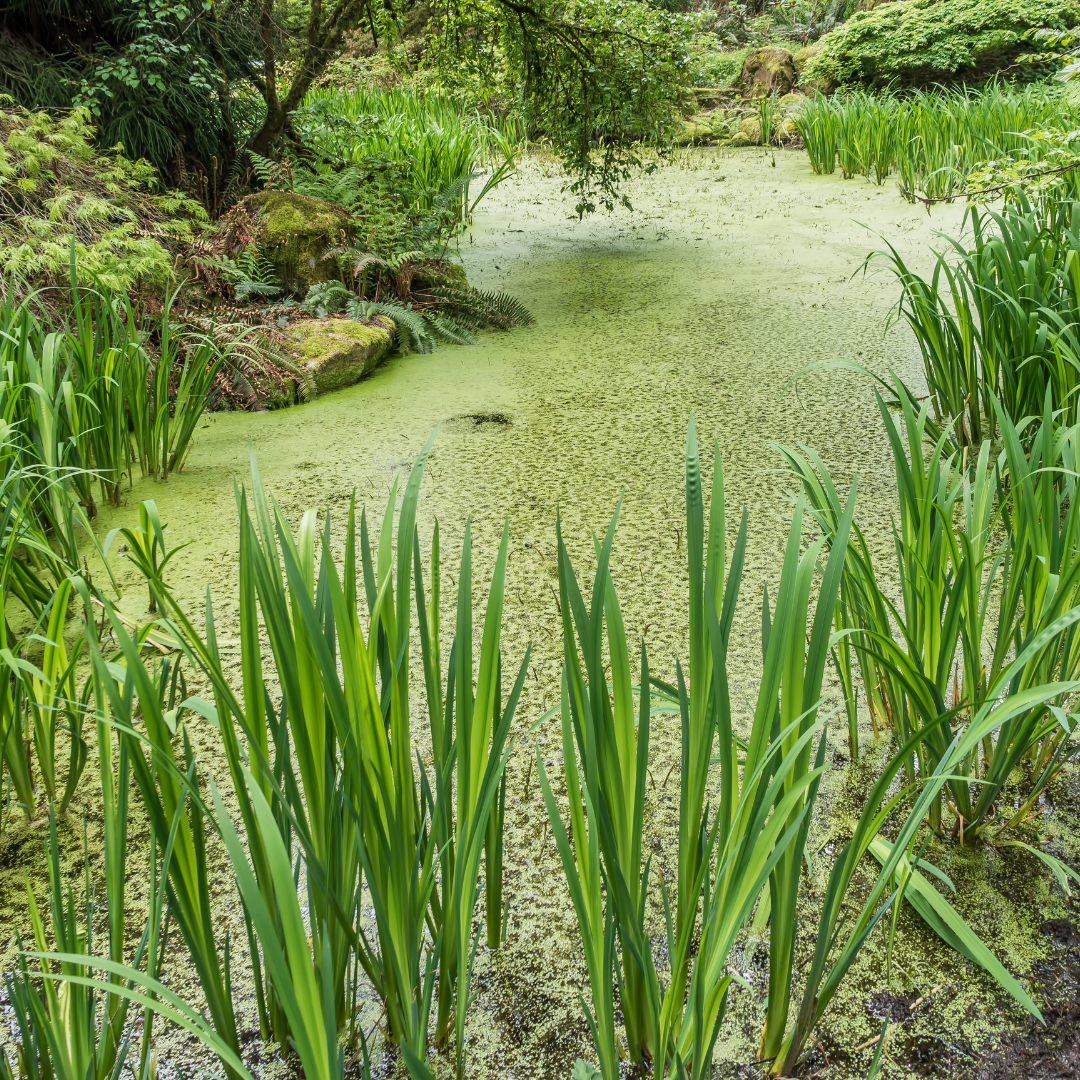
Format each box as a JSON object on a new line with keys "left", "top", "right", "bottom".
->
{"left": 283, "top": 317, "right": 392, "bottom": 395}
{"left": 677, "top": 117, "right": 717, "bottom": 144}
{"left": 738, "top": 116, "right": 763, "bottom": 143}
{"left": 223, "top": 192, "right": 355, "bottom": 297}
{"left": 729, "top": 131, "right": 755, "bottom": 147}
{"left": 737, "top": 47, "right": 796, "bottom": 98}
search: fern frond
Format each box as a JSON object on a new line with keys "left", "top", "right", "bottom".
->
{"left": 347, "top": 296, "right": 477, "bottom": 355}
{"left": 234, "top": 279, "right": 282, "bottom": 301}
{"left": 429, "top": 285, "right": 534, "bottom": 330}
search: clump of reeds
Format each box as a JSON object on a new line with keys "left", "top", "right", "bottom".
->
{"left": 795, "top": 84, "right": 1075, "bottom": 200}
{"left": 296, "top": 84, "right": 524, "bottom": 217}
{"left": 882, "top": 187, "right": 1080, "bottom": 441}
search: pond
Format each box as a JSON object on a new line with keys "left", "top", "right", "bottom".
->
{"left": 86, "top": 148, "right": 1078, "bottom": 1079}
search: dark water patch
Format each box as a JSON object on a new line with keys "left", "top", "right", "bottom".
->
{"left": 901, "top": 1033, "right": 967, "bottom": 1076}
{"left": 452, "top": 412, "right": 512, "bottom": 429}
{"left": 1042, "top": 918, "right": 1080, "bottom": 949}
{"left": 867, "top": 989, "right": 918, "bottom": 1023}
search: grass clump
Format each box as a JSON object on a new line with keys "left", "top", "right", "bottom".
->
{"left": 795, "top": 83, "right": 1076, "bottom": 197}
{"left": 0, "top": 104, "right": 205, "bottom": 299}
{"left": 805, "top": 0, "right": 1080, "bottom": 86}
{"left": 295, "top": 84, "right": 520, "bottom": 219}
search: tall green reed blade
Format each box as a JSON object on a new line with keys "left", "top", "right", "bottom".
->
{"left": 0, "top": 648, "right": 39, "bottom": 816}
{"left": 26, "top": 578, "right": 88, "bottom": 812}
{"left": 967, "top": 391, "right": 1080, "bottom": 836}
{"left": 661, "top": 418, "right": 747, "bottom": 1041}
{"left": 441, "top": 518, "right": 529, "bottom": 1079}
{"left": 868, "top": 836, "right": 1042, "bottom": 1014}
{"left": 212, "top": 772, "right": 342, "bottom": 1080}
{"left": 773, "top": 441, "right": 907, "bottom": 756}
{"left": 750, "top": 483, "right": 856, "bottom": 1065}
{"left": 66, "top": 250, "right": 132, "bottom": 508}
{"left": 663, "top": 482, "right": 851, "bottom": 1076}
{"left": 538, "top": 671, "right": 621, "bottom": 1080}
{"left": 554, "top": 500, "right": 658, "bottom": 1066}
{"left": 84, "top": 612, "right": 246, "bottom": 1080}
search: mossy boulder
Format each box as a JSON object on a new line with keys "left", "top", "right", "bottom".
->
{"left": 738, "top": 116, "right": 763, "bottom": 143}
{"left": 283, "top": 318, "right": 392, "bottom": 395}
{"left": 737, "top": 47, "right": 796, "bottom": 98}
{"left": 729, "top": 131, "right": 755, "bottom": 147}
{"left": 234, "top": 192, "right": 355, "bottom": 296}
{"left": 677, "top": 117, "right": 716, "bottom": 144}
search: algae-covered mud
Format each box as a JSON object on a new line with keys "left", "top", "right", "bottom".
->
{"left": 6, "top": 150, "right": 1078, "bottom": 1079}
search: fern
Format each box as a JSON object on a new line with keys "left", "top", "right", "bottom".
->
{"left": 246, "top": 150, "right": 293, "bottom": 190}
{"left": 346, "top": 297, "right": 476, "bottom": 355}
{"left": 301, "top": 280, "right": 352, "bottom": 317}
{"left": 234, "top": 279, "right": 282, "bottom": 301}
{"left": 428, "top": 285, "right": 534, "bottom": 330}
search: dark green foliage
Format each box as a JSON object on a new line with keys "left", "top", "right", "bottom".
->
{"left": 425, "top": 0, "right": 691, "bottom": 214}
{"left": 346, "top": 296, "right": 477, "bottom": 354}
{"left": 806, "top": 0, "right": 1080, "bottom": 85}
{"left": 427, "top": 285, "right": 535, "bottom": 331}
{"left": 0, "top": 0, "right": 261, "bottom": 186}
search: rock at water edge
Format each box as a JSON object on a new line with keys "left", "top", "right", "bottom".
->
{"left": 283, "top": 318, "right": 393, "bottom": 395}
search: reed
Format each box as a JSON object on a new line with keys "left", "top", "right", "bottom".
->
{"left": 84, "top": 617, "right": 247, "bottom": 1080}
{"left": 772, "top": 602, "right": 1079, "bottom": 1072}
{"left": 542, "top": 419, "right": 861, "bottom": 1080}
{"left": 795, "top": 83, "right": 1074, "bottom": 198}
{"left": 881, "top": 193, "right": 1080, "bottom": 444}
{"left": 105, "top": 435, "right": 525, "bottom": 1077}
{"left": 298, "top": 85, "right": 522, "bottom": 216}
{"left": 780, "top": 374, "right": 1080, "bottom": 844}
{"left": 550, "top": 499, "right": 657, "bottom": 1068}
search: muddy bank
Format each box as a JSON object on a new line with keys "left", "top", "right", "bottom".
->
{"left": 4, "top": 148, "right": 1076, "bottom": 1080}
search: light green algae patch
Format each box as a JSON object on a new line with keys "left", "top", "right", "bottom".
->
{"left": 4, "top": 150, "right": 1074, "bottom": 1080}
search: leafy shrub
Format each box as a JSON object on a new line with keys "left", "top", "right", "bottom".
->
{"left": 690, "top": 43, "right": 752, "bottom": 86}
{"left": 806, "top": 0, "right": 1080, "bottom": 85}
{"left": 301, "top": 279, "right": 353, "bottom": 317}
{"left": 0, "top": 105, "right": 205, "bottom": 297}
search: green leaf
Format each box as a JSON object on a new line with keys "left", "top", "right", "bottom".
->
{"left": 868, "top": 838, "right": 1043, "bottom": 1021}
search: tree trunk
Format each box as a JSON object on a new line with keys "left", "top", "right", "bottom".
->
{"left": 247, "top": 0, "right": 368, "bottom": 158}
